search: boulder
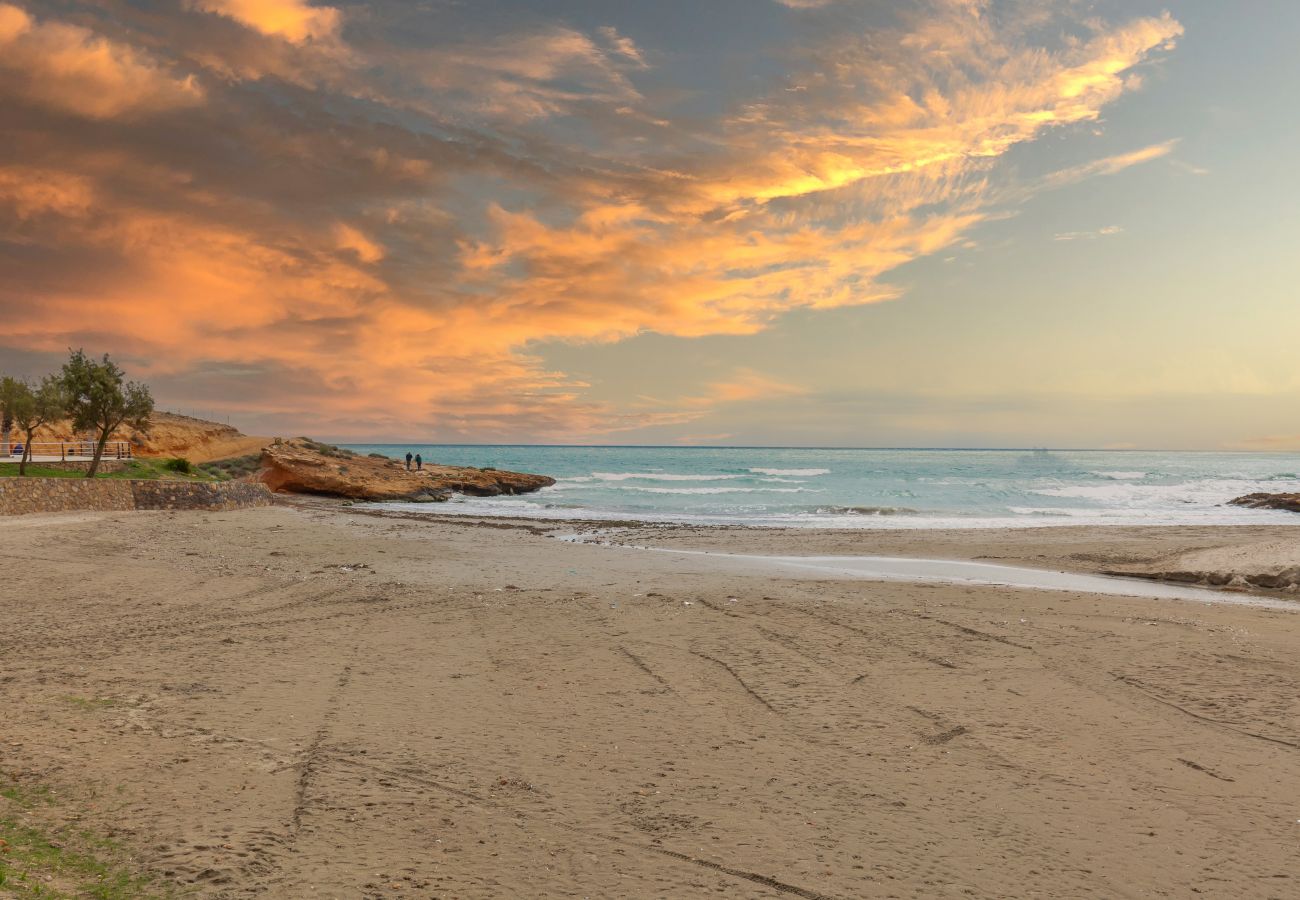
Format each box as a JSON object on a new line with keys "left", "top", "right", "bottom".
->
{"left": 1229, "top": 493, "right": 1300, "bottom": 514}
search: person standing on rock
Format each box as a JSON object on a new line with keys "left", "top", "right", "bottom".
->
{"left": 405, "top": 451, "right": 413, "bottom": 470}
{"left": 415, "top": 453, "right": 423, "bottom": 471}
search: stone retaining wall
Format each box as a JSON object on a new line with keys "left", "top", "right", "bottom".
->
{"left": 128, "top": 480, "right": 273, "bottom": 512}
{"left": 4, "top": 459, "right": 129, "bottom": 473}
{"left": 0, "top": 478, "right": 272, "bottom": 516}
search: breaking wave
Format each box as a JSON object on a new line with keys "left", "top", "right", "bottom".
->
{"left": 620, "top": 486, "right": 820, "bottom": 495}
{"left": 816, "top": 506, "right": 918, "bottom": 516}
{"left": 749, "top": 467, "right": 830, "bottom": 477}
{"left": 590, "top": 472, "right": 745, "bottom": 481}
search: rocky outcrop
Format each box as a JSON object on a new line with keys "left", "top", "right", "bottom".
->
{"left": 1230, "top": 493, "right": 1300, "bottom": 514}
{"left": 1107, "top": 568, "right": 1300, "bottom": 592}
{"left": 256, "top": 438, "right": 554, "bottom": 501}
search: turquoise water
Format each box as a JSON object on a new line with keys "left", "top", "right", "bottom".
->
{"left": 341, "top": 445, "right": 1300, "bottom": 528}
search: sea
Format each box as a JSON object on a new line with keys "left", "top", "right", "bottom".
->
{"left": 340, "top": 445, "right": 1300, "bottom": 529}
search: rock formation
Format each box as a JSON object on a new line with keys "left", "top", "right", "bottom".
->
{"left": 24, "top": 412, "right": 555, "bottom": 502}
{"left": 255, "top": 438, "right": 554, "bottom": 501}
{"left": 1229, "top": 493, "right": 1300, "bottom": 514}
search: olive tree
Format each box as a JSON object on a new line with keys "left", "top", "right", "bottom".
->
{"left": 5, "top": 376, "right": 67, "bottom": 475}
{"left": 0, "top": 376, "right": 19, "bottom": 454}
{"left": 60, "top": 350, "right": 154, "bottom": 477}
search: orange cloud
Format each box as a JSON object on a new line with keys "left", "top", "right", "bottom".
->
{"left": 0, "top": 2, "right": 1183, "bottom": 439}
{"left": 680, "top": 370, "right": 807, "bottom": 409}
{"left": 195, "top": 0, "right": 340, "bottom": 44}
{"left": 0, "top": 166, "right": 94, "bottom": 221}
{"left": 0, "top": 3, "right": 202, "bottom": 119}
{"left": 333, "top": 223, "right": 384, "bottom": 263}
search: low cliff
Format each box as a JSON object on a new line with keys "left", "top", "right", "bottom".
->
{"left": 17, "top": 411, "right": 268, "bottom": 463}
{"left": 256, "top": 438, "right": 554, "bottom": 501}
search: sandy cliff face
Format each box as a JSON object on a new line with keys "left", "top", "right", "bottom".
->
{"left": 130, "top": 413, "right": 269, "bottom": 461}
{"left": 257, "top": 438, "right": 555, "bottom": 501}
{"left": 16, "top": 412, "right": 268, "bottom": 463}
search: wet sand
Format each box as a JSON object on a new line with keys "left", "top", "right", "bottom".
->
{"left": 2, "top": 502, "right": 1298, "bottom": 898}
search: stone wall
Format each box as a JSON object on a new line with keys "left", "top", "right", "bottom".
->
{"left": 0, "top": 479, "right": 135, "bottom": 515}
{"left": 0, "top": 478, "right": 273, "bottom": 516}
{"left": 128, "top": 480, "right": 273, "bottom": 512}
{"left": 4, "top": 459, "right": 129, "bottom": 474}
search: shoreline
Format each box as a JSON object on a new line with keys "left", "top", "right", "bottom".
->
{"left": 3, "top": 503, "right": 1299, "bottom": 896}
{"left": 365, "top": 496, "right": 1300, "bottom": 530}
{"left": 553, "top": 537, "right": 1299, "bottom": 610}
{"left": 342, "top": 497, "right": 1300, "bottom": 600}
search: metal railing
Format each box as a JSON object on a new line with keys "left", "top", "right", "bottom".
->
{"left": 1, "top": 440, "right": 135, "bottom": 461}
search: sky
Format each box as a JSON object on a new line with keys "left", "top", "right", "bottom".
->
{"left": 1, "top": 0, "right": 1297, "bottom": 448}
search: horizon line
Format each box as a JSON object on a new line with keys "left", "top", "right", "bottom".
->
{"left": 327, "top": 443, "right": 1282, "bottom": 453}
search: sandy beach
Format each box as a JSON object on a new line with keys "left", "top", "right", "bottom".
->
{"left": 2, "top": 502, "right": 1298, "bottom": 898}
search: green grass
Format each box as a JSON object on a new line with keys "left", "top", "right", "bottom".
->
{"left": 0, "top": 782, "right": 56, "bottom": 810}
{"left": 100, "top": 459, "right": 217, "bottom": 482}
{"left": 0, "top": 777, "right": 174, "bottom": 899}
{"left": 0, "top": 817, "right": 170, "bottom": 899}
{"left": 0, "top": 459, "right": 219, "bottom": 482}
{"left": 58, "top": 697, "right": 122, "bottom": 712}
{"left": 0, "top": 464, "right": 87, "bottom": 479}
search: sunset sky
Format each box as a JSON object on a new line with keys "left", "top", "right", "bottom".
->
{"left": 2, "top": 0, "right": 1297, "bottom": 447}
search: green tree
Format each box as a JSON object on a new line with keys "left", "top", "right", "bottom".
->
{"left": 6, "top": 376, "right": 67, "bottom": 475}
{"left": 60, "top": 350, "right": 154, "bottom": 478}
{"left": 0, "top": 376, "right": 19, "bottom": 454}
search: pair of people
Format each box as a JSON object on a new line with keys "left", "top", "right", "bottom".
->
{"left": 404, "top": 451, "right": 423, "bottom": 471}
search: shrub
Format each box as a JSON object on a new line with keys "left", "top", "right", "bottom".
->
{"left": 163, "top": 457, "right": 194, "bottom": 474}
{"left": 299, "top": 438, "right": 357, "bottom": 458}
{"left": 198, "top": 454, "right": 262, "bottom": 480}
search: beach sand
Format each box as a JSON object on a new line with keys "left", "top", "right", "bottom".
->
{"left": 2, "top": 502, "right": 1298, "bottom": 898}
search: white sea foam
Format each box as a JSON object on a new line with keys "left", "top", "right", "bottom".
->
{"left": 590, "top": 472, "right": 745, "bottom": 482}
{"left": 368, "top": 496, "right": 1300, "bottom": 529}
{"left": 619, "top": 486, "right": 818, "bottom": 495}
{"left": 749, "top": 467, "right": 830, "bottom": 477}
{"left": 1031, "top": 480, "right": 1258, "bottom": 505}
{"left": 1096, "top": 471, "right": 1147, "bottom": 480}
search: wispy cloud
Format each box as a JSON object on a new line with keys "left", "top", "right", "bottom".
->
{"left": 0, "top": 1, "right": 1183, "bottom": 438}
{"left": 1053, "top": 225, "right": 1123, "bottom": 241}
{"left": 1229, "top": 434, "right": 1300, "bottom": 451}
{"left": 1170, "top": 159, "right": 1210, "bottom": 176}
{"left": 1040, "top": 140, "right": 1180, "bottom": 191}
